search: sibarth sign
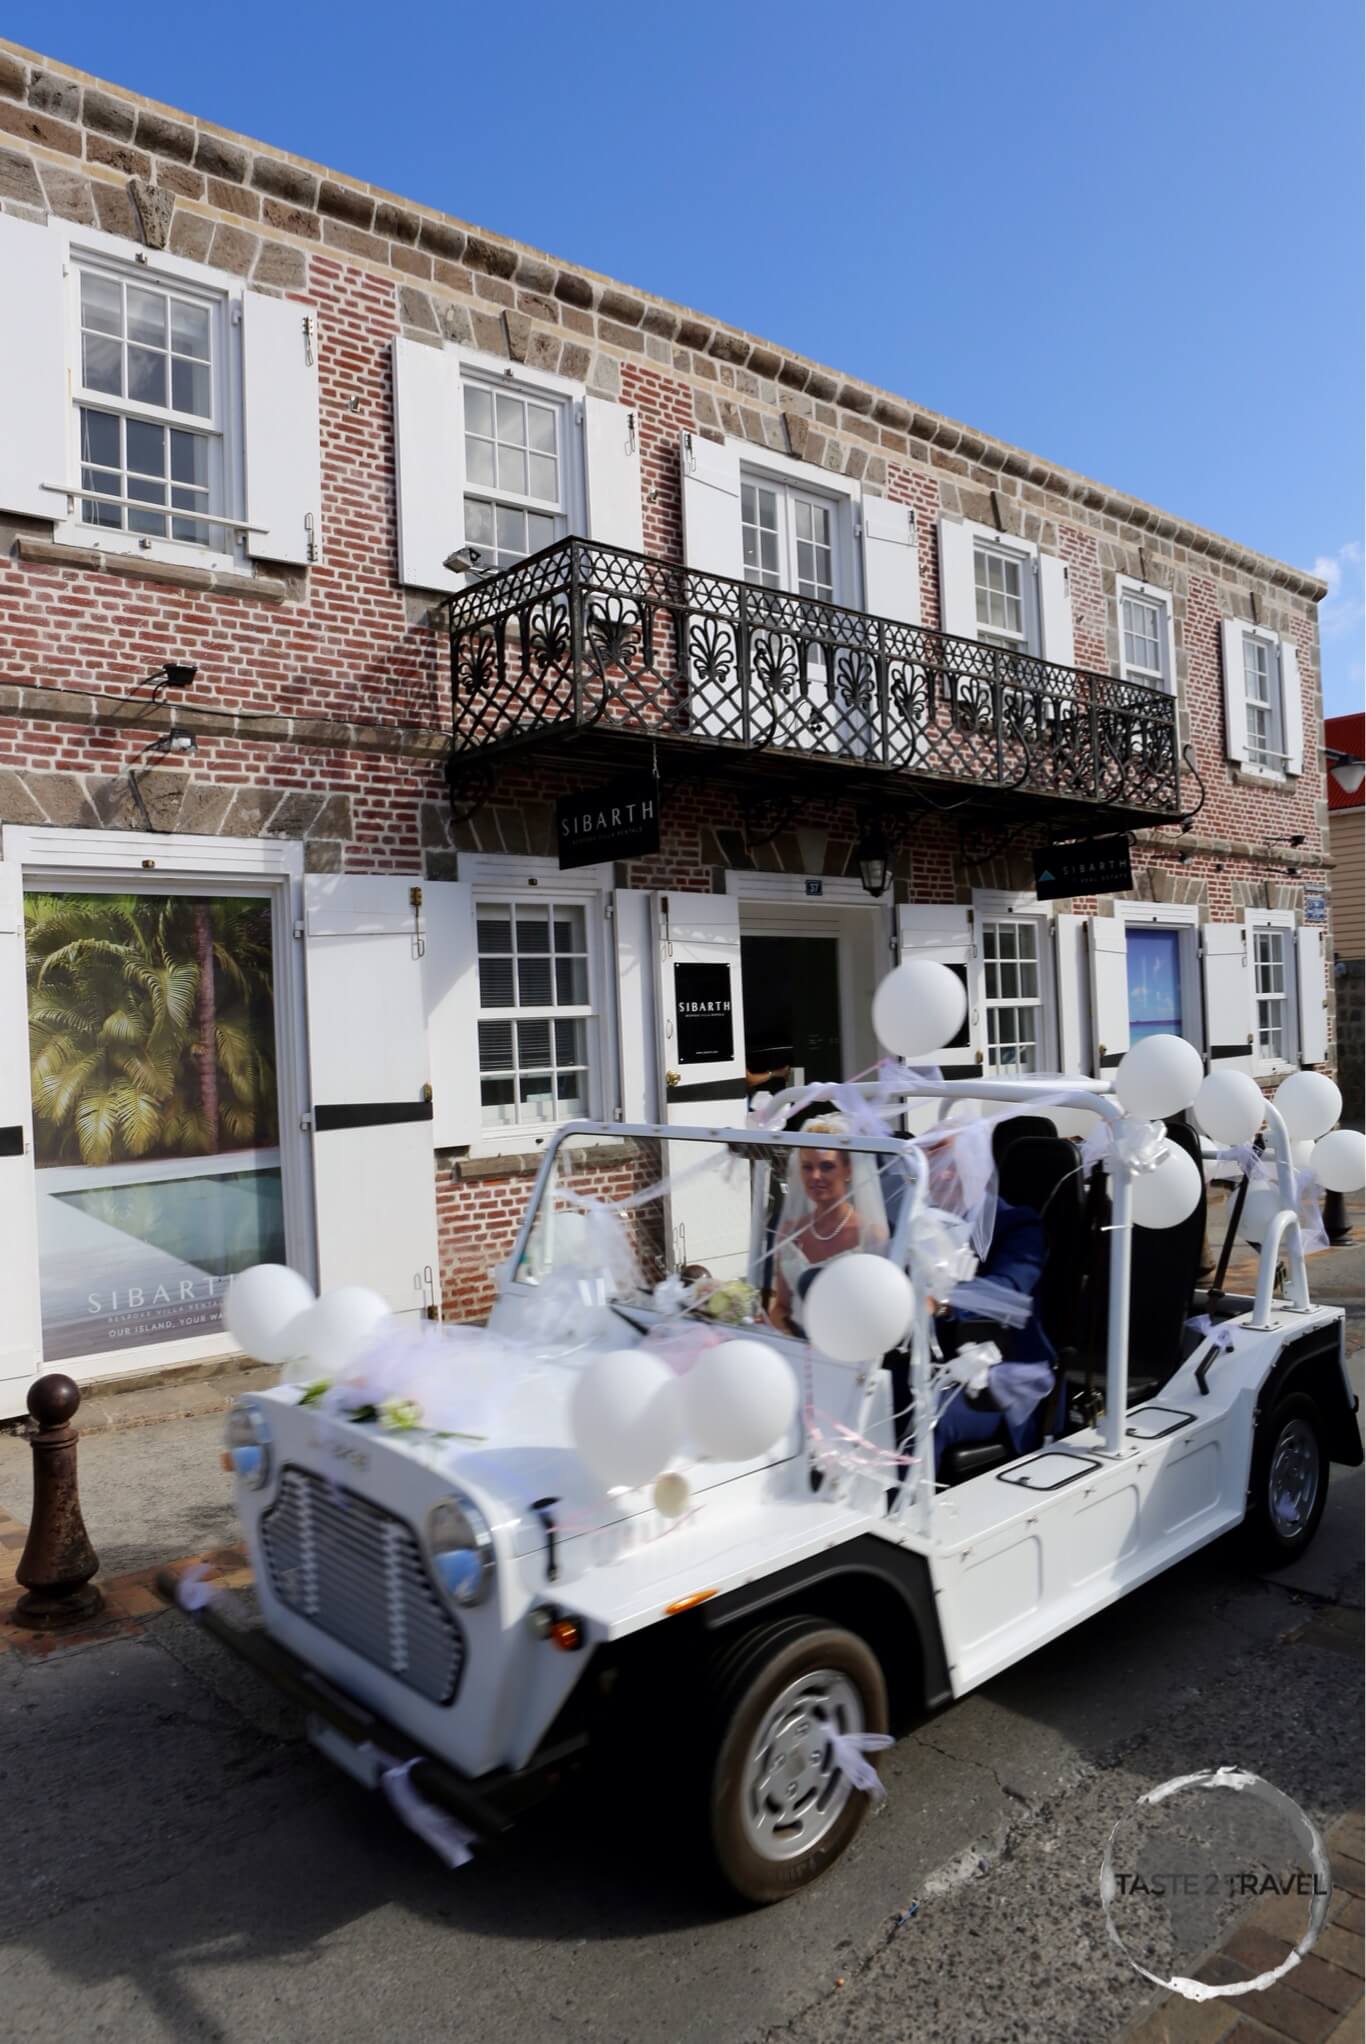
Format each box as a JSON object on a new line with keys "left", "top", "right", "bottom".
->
{"left": 674, "top": 961, "right": 734, "bottom": 1065}
{"left": 556, "top": 773, "right": 660, "bottom": 870}
{"left": 1033, "top": 833, "right": 1134, "bottom": 902}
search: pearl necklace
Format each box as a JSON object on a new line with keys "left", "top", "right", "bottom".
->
{"left": 806, "top": 1200, "right": 854, "bottom": 1244}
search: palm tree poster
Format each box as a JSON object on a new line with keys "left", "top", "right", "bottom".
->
{"left": 25, "top": 890, "right": 287, "bottom": 1361}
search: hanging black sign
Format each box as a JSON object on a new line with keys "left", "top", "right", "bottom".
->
{"left": 556, "top": 772, "right": 660, "bottom": 870}
{"left": 674, "top": 962, "right": 734, "bottom": 1065}
{"left": 1032, "top": 834, "right": 1134, "bottom": 902}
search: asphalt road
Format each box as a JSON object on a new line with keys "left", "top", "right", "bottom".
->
{"left": 0, "top": 1322, "right": 1360, "bottom": 2043}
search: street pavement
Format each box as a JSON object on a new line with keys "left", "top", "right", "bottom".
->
{"left": 0, "top": 1226, "right": 1360, "bottom": 2044}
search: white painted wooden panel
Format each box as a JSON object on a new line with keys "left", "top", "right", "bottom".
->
{"left": 303, "top": 875, "right": 438, "bottom": 1317}
{"left": 243, "top": 290, "right": 321, "bottom": 565}
{"left": 0, "top": 863, "right": 42, "bottom": 1414}
{"left": 584, "top": 396, "right": 644, "bottom": 553}
{"left": 392, "top": 335, "right": 466, "bottom": 592}
{"left": 0, "top": 214, "right": 67, "bottom": 522}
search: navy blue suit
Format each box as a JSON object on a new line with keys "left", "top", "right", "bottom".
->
{"left": 929, "top": 1199, "right": 1059, "bottom": 1463}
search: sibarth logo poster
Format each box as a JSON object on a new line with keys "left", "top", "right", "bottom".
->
{"left": 674, "top": 961, "right": 734, "bottom": 1064}
{"left": 25, "top": 890, "right": 287, "bottom": 1361}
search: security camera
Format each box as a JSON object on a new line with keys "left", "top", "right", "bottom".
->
{"left": 443, "top": 544, "right": 490, "bottom": 576}
{"left": 160, "top": 661, "right": 198, "bottom": 688}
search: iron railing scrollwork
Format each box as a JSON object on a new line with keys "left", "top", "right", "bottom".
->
{"left": 446, "top": 537, "right": 1181, "bottom": 815}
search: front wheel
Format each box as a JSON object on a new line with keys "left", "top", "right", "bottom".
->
{"left": 1241, "top": 1392, "right": 1329, "bottom": 1568}
{"left": 706, "top": 1617, "right": 889, "bottom": 1906}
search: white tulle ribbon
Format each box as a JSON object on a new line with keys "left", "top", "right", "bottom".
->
{"left": 1082, "top": 1116, "right": 1170, "bottom": 1176}
{"left": 1186, "top": 1314, "right": 1238, "bottom": 1355}
{"left": 370, "top": 1752, "right": 479, "bottom": 1870}
{"left": 945, "top": 1338, "right": 1001, "bottom": 1396}
{"left": 828, "top": 1730, "right": 894, "bottom": 1801}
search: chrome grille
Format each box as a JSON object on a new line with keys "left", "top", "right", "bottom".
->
{"left": 261, "top": 1467, "right": 464, "bottom": 1704}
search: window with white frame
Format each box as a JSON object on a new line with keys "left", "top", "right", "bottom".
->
{"left": 1242, "top": 634, "right": 1285, "bottom": 770}
{"left": 74, "top": 261, "right": 228, "bottom": 549}
{"left": 1119, "top": 588, "right": 1170, "bottom": 689}
{"left": 462, "top": 379, "right": 568, "bottom": 570}
{"left": 980, "top": 916, "right": 1049, "bottom": 1073}
{"left": 741, "top": 473, "right": 838, "bottom": 602}
{"left": 973, "top": 540, "right": 1038, "bottom": 654}
{"left": 475, "top": 899, "right": 595, "bottom": 1126}
{"left": 1252, "top": 924, "right": 1296, "bottom": 1064}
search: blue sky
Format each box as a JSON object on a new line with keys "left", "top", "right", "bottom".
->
{"left": 12, "top": 1, "right": 1362, "bottom": 712}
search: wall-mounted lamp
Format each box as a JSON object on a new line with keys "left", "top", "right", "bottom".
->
{"left": 443, "top": 544, "right": 493, "bottom": 578}
{"left": 855, "top": 816, "right": 893, "bottom": 899}
{"left": 1327, "top": 749, "right": 1366, "bottom": 797}
{"left": 141, "top": 730, "right": 197, "bottom": 758}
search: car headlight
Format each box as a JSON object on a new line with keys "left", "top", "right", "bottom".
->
{"left": 225, "top": 1401, "right": 271, "bottom": 1489}
{"left": 428, "top": 1493, "right": 496, "bottom": 1607}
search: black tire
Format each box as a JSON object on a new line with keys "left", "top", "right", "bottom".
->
{"left": 1241, "top": 1392, "right": 1330, "bottom": 1569}
{"left": 705, "top": 1615, "right": 889, "bottom": 1906}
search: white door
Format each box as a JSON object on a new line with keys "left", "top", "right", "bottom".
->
{"left": 1202, "top": 922, "right": 1255, "bottom": 1074}
{"left": 653, "top": 892, "right": 751, "bottom": 1277}
{"left": 303, "top": 876, "right": 439, "bottom": 1318}
{"left": 0, "top": 865, "right": 41, "bottom": 1416}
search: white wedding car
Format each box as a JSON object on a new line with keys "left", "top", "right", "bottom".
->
{"left": 184, "top": 1072, "right": 1360, "bottom": 1904}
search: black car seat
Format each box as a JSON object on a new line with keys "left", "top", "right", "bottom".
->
{"left": 1074, "top": 1115, "right": 1208, "bottom": 1411}
{"left": 935, "top": 1133, "right": 1085, "bottom": 1485}
{"left": 990, "top": 1113, "right": 1057, "bottom": 1169}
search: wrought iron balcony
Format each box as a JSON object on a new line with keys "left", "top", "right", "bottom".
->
{"left": 446, "top": 537, "right": 1183, "bottom": 821}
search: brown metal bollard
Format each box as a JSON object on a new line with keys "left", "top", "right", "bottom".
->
{"left": 14, "top": 1375, "right": 103, "bottom": 1630}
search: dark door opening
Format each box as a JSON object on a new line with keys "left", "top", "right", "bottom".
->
{"left": 740, "top": 934, "right": 842, "bottom": 1093}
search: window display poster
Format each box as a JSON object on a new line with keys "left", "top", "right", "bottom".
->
{"left": 25, "top": 890, "right": 285, "bottom": 1360}
{"left": 674, "top": 961, "right": 734, "bottom": 1065}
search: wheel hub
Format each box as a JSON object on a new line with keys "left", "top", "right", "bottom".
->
{"left": 1268, "top": 1417, "right": 1321, "bottom": 1539}
{"left": 741, "top": 1671, "right": 865, "bottom": 1863}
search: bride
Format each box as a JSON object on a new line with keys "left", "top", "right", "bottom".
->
{"left": 767, "top": 1117, "right": 890, "bottom": 1335}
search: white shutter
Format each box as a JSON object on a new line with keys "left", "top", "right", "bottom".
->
{"left": 242, "top": 291, "right": 322, "bottom": 566}
{"left": 1297, "top": 924, "right": 1329, "bottom": 1066}
{"left": 0, "top": 864, "right": 41, "bottom": 1413}
{"left": 1088, "top": 916, "right": 1130, "bottom": 1069}
{"left": 679, "top": 431, "right": 743, "bottom": 576}
{"left": 1220, "top": 619, "right": 1249, "bottom": 765}
{"left": 1039, "top": 554, "right": 1075, "bottom": 667}
{"left": 423, "top": 881, "right": 481, "bottom": 1148}
{"left": 1280, "top": 637, "right": 1304, "bottom": 778}
{"left": 303, "top": 876, "right": 439, "bottom": 1317}
{"left": 1054, "top": 912, "right": 1091, "bottom": 1075}
{"left": 1202, "top": 921, "right": 1254, "bottom": 1072}
{"left": 0, "top": 214, "right": 66, "bottom": 523}
{"left": 936, "top": 518, "right": 977, "bottom": 638}
{"left": 654, "top": 891, "right": 749, "bottom": 1275}
{"left": 861, "top": 497, "right": 921, "bottom": 626}
{"left": 392, "top": 336, "right": 465, "bottom": 592}
{"left": 584, "top": 396, "right": 643, "bottom": 554}
{"left": 614, "top": 887, "right": 658, "bottom": 1122}
{"left": 895, "top": 904, "right": 980, "bottom": 1072}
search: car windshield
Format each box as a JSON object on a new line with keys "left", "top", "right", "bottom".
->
{"left": 514, "top": 1129, "right": 906, "bottom": 1334}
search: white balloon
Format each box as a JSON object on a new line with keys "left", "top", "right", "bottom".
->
{"left": 871, "top": 960, "right": 968, "bottom": 1060}
{"left": 1239, "top": 1180, "right": 1285, "bottom": 1248}
{"left": 652, "top": 1471, "right": 692, "bottom": 1519}
{"left": 1274, "top": 1070, "right": 1342, "bottom": 1142}
{"left": 803, "top": 1254, "right": 914, "bottom": 1362}
{"left": 1130, "top": 1143, "right": 1202, "bottom": 1229}
{"left": 1193, "top": 1070, "right": 1265, "bottom": 1149}
{"left": 1311, "top": 1128, "right": 1366, "bottom": 1194}
{"left": 224, "top": 1263, "right": 316, "bottom": 1363}
{"left": 681, "top": 1338, "right": 798, "bottom": 1462}
{"left": 1115, "top": 1034, "right": 1204, "bottom": 1120}
{"left": 1290, "top": 1138, "right": 1315, "bottom": 1172}
{"left": 278, "top": 1286, "right": 391, "bottom": 1376}
{"left": 570, "top": 1349, "right": 682, "bottom": 1490}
